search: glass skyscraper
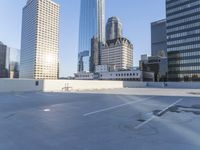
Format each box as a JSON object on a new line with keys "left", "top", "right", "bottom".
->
{"left": 78, "top": 0, "right": 105, "bottom": 72}
{"left": 6, "top": 47, "right": 20, "bottom": 78}
{"left": 0, "top": 42, "right": 7, "bottom": 78}
{"left": 0, "top": 42, "right": 20, "bottom": 78}
{"left": 151, "top": 19, "right": 167, "bottom": 57}
{"left": 166, "top": 0, "right": 200, "bottom": 81}
{"left": 106, "top": 17, "right": 123, "bottom": 41}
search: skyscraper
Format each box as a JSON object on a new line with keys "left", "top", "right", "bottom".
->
{"left": 78, "top": 0, "right": 105, "bottom": 72}
{"left": 166, "top": 0, "right": 200, "bottom": 81}
{"left": 7, "top": 47, "right": 20, "bottom": 78}
{"left": 20, "top": 0, "right": 60, "bottom": 79}
{"left": 0, "top": 42, "right": 20, "bottom": 78}
{"left": 90, "top": 37, "right": 100, "bottom": 73}
{"left": 0, "top": 42, "right": 8, "bottom": 78}
{"left": 151, "top": 19, "right": 167, "bottom": 57}
{"left": 106, "top": 17, "right": 123, "bottom": 41}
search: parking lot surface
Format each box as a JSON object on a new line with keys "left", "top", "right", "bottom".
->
{"left": 0, "top": 88, "right": 200, "bottom": 150}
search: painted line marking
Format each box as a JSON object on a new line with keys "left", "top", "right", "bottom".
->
{"left": 157, "top": 98, "right": 183, "bottom": 116}
{"left": 43, "top": 108, "right": 51, "bottom": 112}
{"left": 83, "top": 96, "right": 154, "bottom": 117}
{"left": 134, "top": 98, "right": 184, "bottom": 129}
{"left": 135, "top": 115, "right": 157, "bottom": 130}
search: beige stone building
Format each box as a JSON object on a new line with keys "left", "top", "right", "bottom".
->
{"left": 101, "top": 38, "right": 133, "bottom": 71}
{"left": 20, "top": 0, "right": 60, "bottom": 79}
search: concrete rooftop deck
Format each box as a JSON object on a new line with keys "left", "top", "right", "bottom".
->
{"left": 0, "top": 88, "right": 200, "bottom": 150}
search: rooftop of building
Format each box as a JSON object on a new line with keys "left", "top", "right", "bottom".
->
{"left": 151, "top": 19, "right": 166, "bottom": 25}
{"left": 26, "top": 0, "right": 59, "bottom": 7}
{"left": 104, "top": 37, "right": 132, "bottom": 47}
{"left": 107, "top": 16, "right": 121, "bottom": 22}
{"left": 0, "top": 88, "right": 200, "bottom": 149}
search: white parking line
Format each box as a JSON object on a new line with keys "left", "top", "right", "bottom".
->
{"left": 134, "top": 98, "right": 184, "bottom": 129}
{"left": 83, "top": 96, "right": 154, "bottom": 117}
{"left": 135, "top": 115, "right": 157, "bottom": 130}
{"left": 157, "top": 98, "right": 183, "bottom": 116}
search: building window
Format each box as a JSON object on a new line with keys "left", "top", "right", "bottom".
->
{"left": 35, "top": 81, "right": 39, "bottom": 86}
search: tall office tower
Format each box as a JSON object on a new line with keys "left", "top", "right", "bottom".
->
{"left": 90, "top": 37, "right": 100, "bottom": 73}
{"left": 101, "top": 38, "right": 133, "bottom": 71}
{"left": 166, "top": 0, "right": 200, "bottom": 81}
{"left": 7, "top": 48, "right": 20, "bottom": 78}
{"left": 151, "top": 19, "right": 167, "bottom": 57}
{"left": 106, "top": 17, "right": 123, "bottom": 41}
{"left": 0, "top": 42, "right": 20, "bottom": 78}
{"left": 78, "top": 0, "right": 105, "bottom": 72}
{"left": 0, "top": 42, "right": 8, "bottom": 78}
{"left": 20, "top": 0, "right": 60, "bottom": 79}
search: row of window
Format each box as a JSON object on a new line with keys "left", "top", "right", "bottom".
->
{"left": 101, "top": 50, "right": 132, "bottom": 54}
{"left": 102, "top": 78, "right": 140, "bottom": 81}
{"left": 167, "top": 36, "right": 200, "bottom": 46}
{"left": 167, "top": 14, "right": 200, "bottom": 27}
{"left": 177, "top": 73, "right": 200, "bottom": 78}
{"left": 167, "top": 7, "right": 200, "bottom": 20}
{"left": 169, "top": 51, "right": 200, "bottom": 58}
{"left": 110, "top": 73, "right": 139, "bottom": 77}
{"left": 169, "top": 58, "right": 200, "bottom": 65}
{"left": 167, "top": 29, "right": 200, "bottom": 39}
{"left": 38, "top": 12, "right": 58, "bottom": 18}
{"left": 167, "top": 1, "right": 200, "bottom": 14}
{"left": 75, "top": 75, "right": 92, "bottom": 78}
{"left": 38, "top": 1, "right": 59, "bottom": 9}
{"left": 166, "top": 0, "right": 190, "bottom": 8}
{"left": 170, "top": 66, "right": 200, "bottom": 71}
{"left": 167, "top": 22, "right": 200, "bottom": 33}
{"left": 168, "top": 43, "right": 200, "bottom": 51}
{"left": 35, "top": 71, "right": 58, "bottom": 75}
{"left": 169, "top": 73, "right": 200, "bottom": 79}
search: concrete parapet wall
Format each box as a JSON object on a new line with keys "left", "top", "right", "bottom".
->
{"left": 123, "top": 81, "right": 147, "bottom": 88}
{"left": 136, "top": 82, "right": 200, "bottom": 89}
{"left": 43, "top": 80, "right": 124, "bottom": 92}
{"left": 165, "top": 82, "right": 200, "bottom": 89}
{"left": 0, "top": 79, "right": 200, "bottom": 92}
{"left": 0, "top": 79, "right": 43, "bottom": 92}
{"left": 124, "top": 81, "right": 200, "bottom": 89}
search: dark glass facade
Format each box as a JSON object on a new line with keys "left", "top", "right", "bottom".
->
{"left": 166, "top": 0, "right": 200, "bottom": 81}
{"left": 0, "top": 42, "right": 8, "bottom": 78}
{"left": 90, "top": 37, "right": 100, "bottom": 73}
{"left": 151, "top": 19, "right": 167, "bottom": 57}
{"left": 0, "top": 42, "right": 20, "bottom": 78}
{"left": 7, "top": 47, "right": 20, "bottom": 78}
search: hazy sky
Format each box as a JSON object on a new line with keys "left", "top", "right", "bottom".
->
{"left": 0, "top": 0, "right": 165, "bottom": 77}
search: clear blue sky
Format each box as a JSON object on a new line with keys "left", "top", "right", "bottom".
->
{"left": 0, "top": 0, "right": 165, "bottom": 77}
